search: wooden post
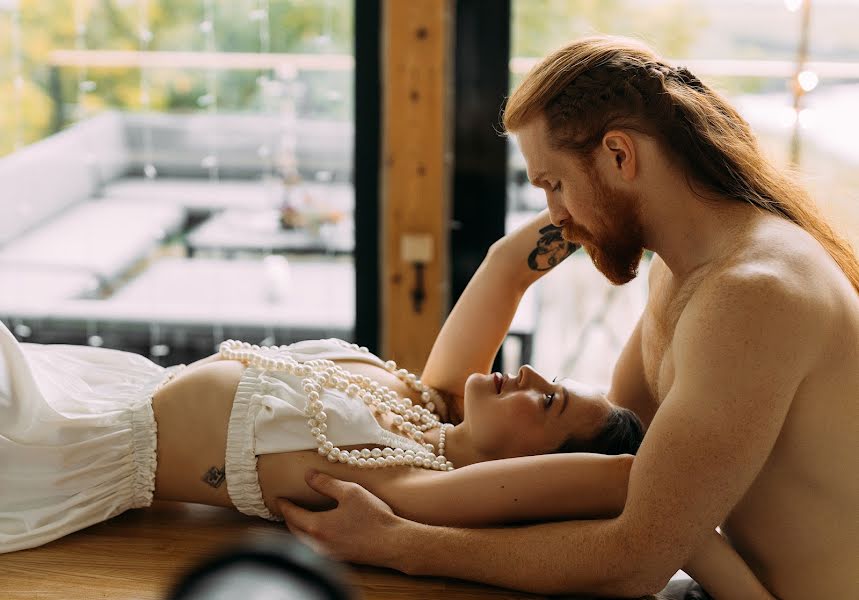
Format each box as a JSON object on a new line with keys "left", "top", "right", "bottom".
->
{"left": 380, "top": 0, "right": 453, "bottom": 371}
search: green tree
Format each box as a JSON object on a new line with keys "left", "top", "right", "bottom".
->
{"left": 0, "top": 0, "right": 355, "bottom": 157}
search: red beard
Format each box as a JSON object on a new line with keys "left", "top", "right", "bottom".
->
{"left": 563, "top": 173, "right": 646, "bottom": 286}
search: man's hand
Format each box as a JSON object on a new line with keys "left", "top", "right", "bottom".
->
{"left": 277, "top": 469, "right": 411, "bottom": 567}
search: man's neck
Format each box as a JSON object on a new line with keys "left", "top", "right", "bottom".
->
{"left": 640, "top": 175, "right": 757, "bottom": 281}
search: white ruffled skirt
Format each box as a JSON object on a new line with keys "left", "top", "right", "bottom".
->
{"left": 0, "top": 323, "right": 183, "bottom": 553}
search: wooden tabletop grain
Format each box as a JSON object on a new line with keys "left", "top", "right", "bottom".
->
{"left": 0, "top": 501, "right": 567, "bottom": 600}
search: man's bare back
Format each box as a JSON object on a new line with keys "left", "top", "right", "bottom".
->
{"left": 641, "top": 214, "right": 859, "bottom": 598}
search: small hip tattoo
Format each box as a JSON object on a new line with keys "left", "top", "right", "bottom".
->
{"left": 202, "top": 466, "right": 226, "bottom": 488}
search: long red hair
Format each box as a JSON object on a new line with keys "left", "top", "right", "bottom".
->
{"left": 504, "top": 36, "right": 859, "bottom": 293}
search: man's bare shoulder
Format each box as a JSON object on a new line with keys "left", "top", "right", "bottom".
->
{"left": 676, "top": 219, "right": 852, "bottom": 367}
{"left": 703, "top": 217, "right": 849, "bottom": 315}
{"left": 739, "top": 216, "right": 850, "bottom": 292}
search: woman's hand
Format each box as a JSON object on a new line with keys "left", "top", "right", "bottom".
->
{"left": 421, "top": 209, "right": 577, "bottom": 402}
{"left": 277, "top": 470, "right": 413, "bottom": 567}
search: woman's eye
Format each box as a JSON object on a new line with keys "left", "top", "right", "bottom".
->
{"left": 544, "top": 393, "right": 555, "bottom": 408}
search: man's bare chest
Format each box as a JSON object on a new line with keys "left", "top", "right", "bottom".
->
{"left": 640, "top": 274, "right": 699, "bottom": 404}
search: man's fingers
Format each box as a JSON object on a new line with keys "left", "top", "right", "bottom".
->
{"left": 304, "top": 469, "right": 355, "bottom": 501}
{"left": 283, "top": 519, "right": 331, "bottom": 557}
{"left": 277, "top": 497, "right": 318, "bottom": 533}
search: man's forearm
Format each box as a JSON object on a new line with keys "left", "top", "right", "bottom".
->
{"left": 387, "top": 517, "right": 657, "bottom": 597}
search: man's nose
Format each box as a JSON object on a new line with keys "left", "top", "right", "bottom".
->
{"left": 546, "top": 198, "right": 568, "bottom": 228}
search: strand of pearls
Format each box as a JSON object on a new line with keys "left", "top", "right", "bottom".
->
{"left": 219, "top": 340, "right": 454, "bottom": 471}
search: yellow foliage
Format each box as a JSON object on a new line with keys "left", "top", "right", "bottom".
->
{"left": 0, "top": 79, "right": 54, "bottom": 157}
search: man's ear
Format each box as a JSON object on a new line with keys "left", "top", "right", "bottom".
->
{"left": 602, "top": 131, "right": 636, "bottom": 182}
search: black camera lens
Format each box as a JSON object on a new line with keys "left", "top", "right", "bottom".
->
{"left": 169, "top": 532, "right": 355, "bottom": 600}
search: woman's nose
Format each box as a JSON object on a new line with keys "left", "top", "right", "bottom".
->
{"left": 516, "top": 364, "right": 540, "bottom": 386}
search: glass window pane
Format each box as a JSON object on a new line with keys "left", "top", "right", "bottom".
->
{"left": 0, "top": 0, "right": 356, "bottom": 364}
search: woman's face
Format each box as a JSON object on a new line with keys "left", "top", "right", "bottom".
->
{"left": 462, "top": 365, "right": 614, "bottom": 460}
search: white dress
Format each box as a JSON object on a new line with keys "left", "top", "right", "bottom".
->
{"left": 0, "top": 323, "right": 435, "bottom": 551}
{"left": 0, "top": 320, "right": 183, "bottom": 554}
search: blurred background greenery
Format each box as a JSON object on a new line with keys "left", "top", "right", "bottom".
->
{"left": 0, "top": 0, "right": 355, "bottom": 155}
{"left": 1, "top": 0, "right": 856, "bottom": 241}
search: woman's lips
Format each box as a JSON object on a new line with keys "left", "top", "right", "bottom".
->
{"left": 493, "top": 372, "right": 508, "bottom": 394}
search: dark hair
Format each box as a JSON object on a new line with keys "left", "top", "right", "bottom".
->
{"left": 557, "top": 406, "right": 645, "bottom": 456}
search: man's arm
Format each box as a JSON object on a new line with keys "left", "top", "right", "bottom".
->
{"left": 280, "top": 268, "right": 817, "bottom": 597}
{"left": 420, "top": 210, "right": 577, "bottom": 407}
{"left": 684, "top": 529, "right": 776, "bottom": 600}
{"left": 406, "top": 270, "right": 814, "bottom": 594}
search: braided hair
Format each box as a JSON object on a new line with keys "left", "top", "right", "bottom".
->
{"left": 503, "top": 36, "right": 859, "bottom": 293}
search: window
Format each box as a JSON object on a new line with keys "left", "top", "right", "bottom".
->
{"left": 0, "top": 1, "right": 358, "bottom": 364}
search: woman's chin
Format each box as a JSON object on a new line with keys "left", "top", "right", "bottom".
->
{"left": 462, "top": 372, "right": 491, "bottom": 409}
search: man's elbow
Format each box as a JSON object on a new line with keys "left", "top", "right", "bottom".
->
{"left": 620, "top": 551, "right": 685, "bottom": 597}
{"left": 585, "top": 522, "right": 678, "bottom": 597}
{"left": 618, "top": 569, "right": 675, "bottom": 597}
{"left": 541, "top": 567, "right": 669, "bottom": 598}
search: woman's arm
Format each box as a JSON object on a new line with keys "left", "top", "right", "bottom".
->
{"left": 372, "top": 452, "right": 632, "bottom": 527}
{"left": 261, "top": 449, "right": 629, "bottom": 527}
{"left": 420, "top": 209, "right": 578, "bottom": 404}
{"left": 263, "top": 450, "right": 630, "bottom": 528}
{"left": 681, "top": 530, "right": 776, "bottom": 600}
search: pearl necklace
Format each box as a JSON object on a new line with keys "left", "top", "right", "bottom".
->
{"left": 219, "top": 340, "right": 455, "bottom": 471}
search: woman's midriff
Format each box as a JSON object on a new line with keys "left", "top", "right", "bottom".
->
{"left": 149, "top": 354, "right": 431, "bottom": 510}
{"left": 151, "top": 357, "right": 245, "bottom": 508}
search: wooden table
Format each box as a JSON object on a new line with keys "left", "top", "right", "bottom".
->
{"left": 0, "top": 501, "right": 562, "bottom": 600}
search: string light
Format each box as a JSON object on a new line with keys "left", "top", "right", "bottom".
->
{"left": 314, "top": 0, "right": 334, "bottom": 49}
{"left": 139, "top": 0, "right": 157, "bottom": 179}
{"left": 8, "top": 0, "right": 23, "bottom": 150}
{"left": 788, "top": 0, "right": 812, "bottom": 166}
{"left": 251, "top": 0, "right": 278, "bottom": 348}
{"left": 252, "top": 0, "right": 275, "bottom": 184}
{"left": 797, "top": 107, "right": 817, "bottom": 129}
{"left": 200, "top": 0, "right": 219, "bottom": 180}
{"left": 72, "top": 0, "right": 99, "bottom": 185}
{"left": 73, "top": 0, "right": 94, "bottom": 122}
{"left": 194, "top": 0, "right": 226, "bottom": 353}
{"left": 797, "top": 69, "right": 819, "bottom": 92}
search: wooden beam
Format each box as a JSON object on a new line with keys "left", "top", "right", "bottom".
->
{"left": 381, "top": 0, "right": 453, "bottom": 371}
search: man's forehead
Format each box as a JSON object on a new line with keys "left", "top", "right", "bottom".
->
{"left": 514, "top": 119, "right": 554, "bottom": 184}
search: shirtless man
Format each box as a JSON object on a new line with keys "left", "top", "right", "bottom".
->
{"left": 278, "top": 37, "right": 859, "bottom": 598}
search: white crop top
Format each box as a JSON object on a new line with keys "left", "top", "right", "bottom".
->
{"left": 223, "top": 338, "right": 444, "bottom": 520}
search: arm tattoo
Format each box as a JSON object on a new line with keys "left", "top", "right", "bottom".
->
{"left": 202, "top": 466, "right": 226, "bottom": 488}
{"left": 527, "top": 224, "right": 580, "bottom": 272}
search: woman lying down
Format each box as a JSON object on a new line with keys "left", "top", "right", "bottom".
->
{"left": 0, "top": 211, "right": 772, "bottom": 599}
